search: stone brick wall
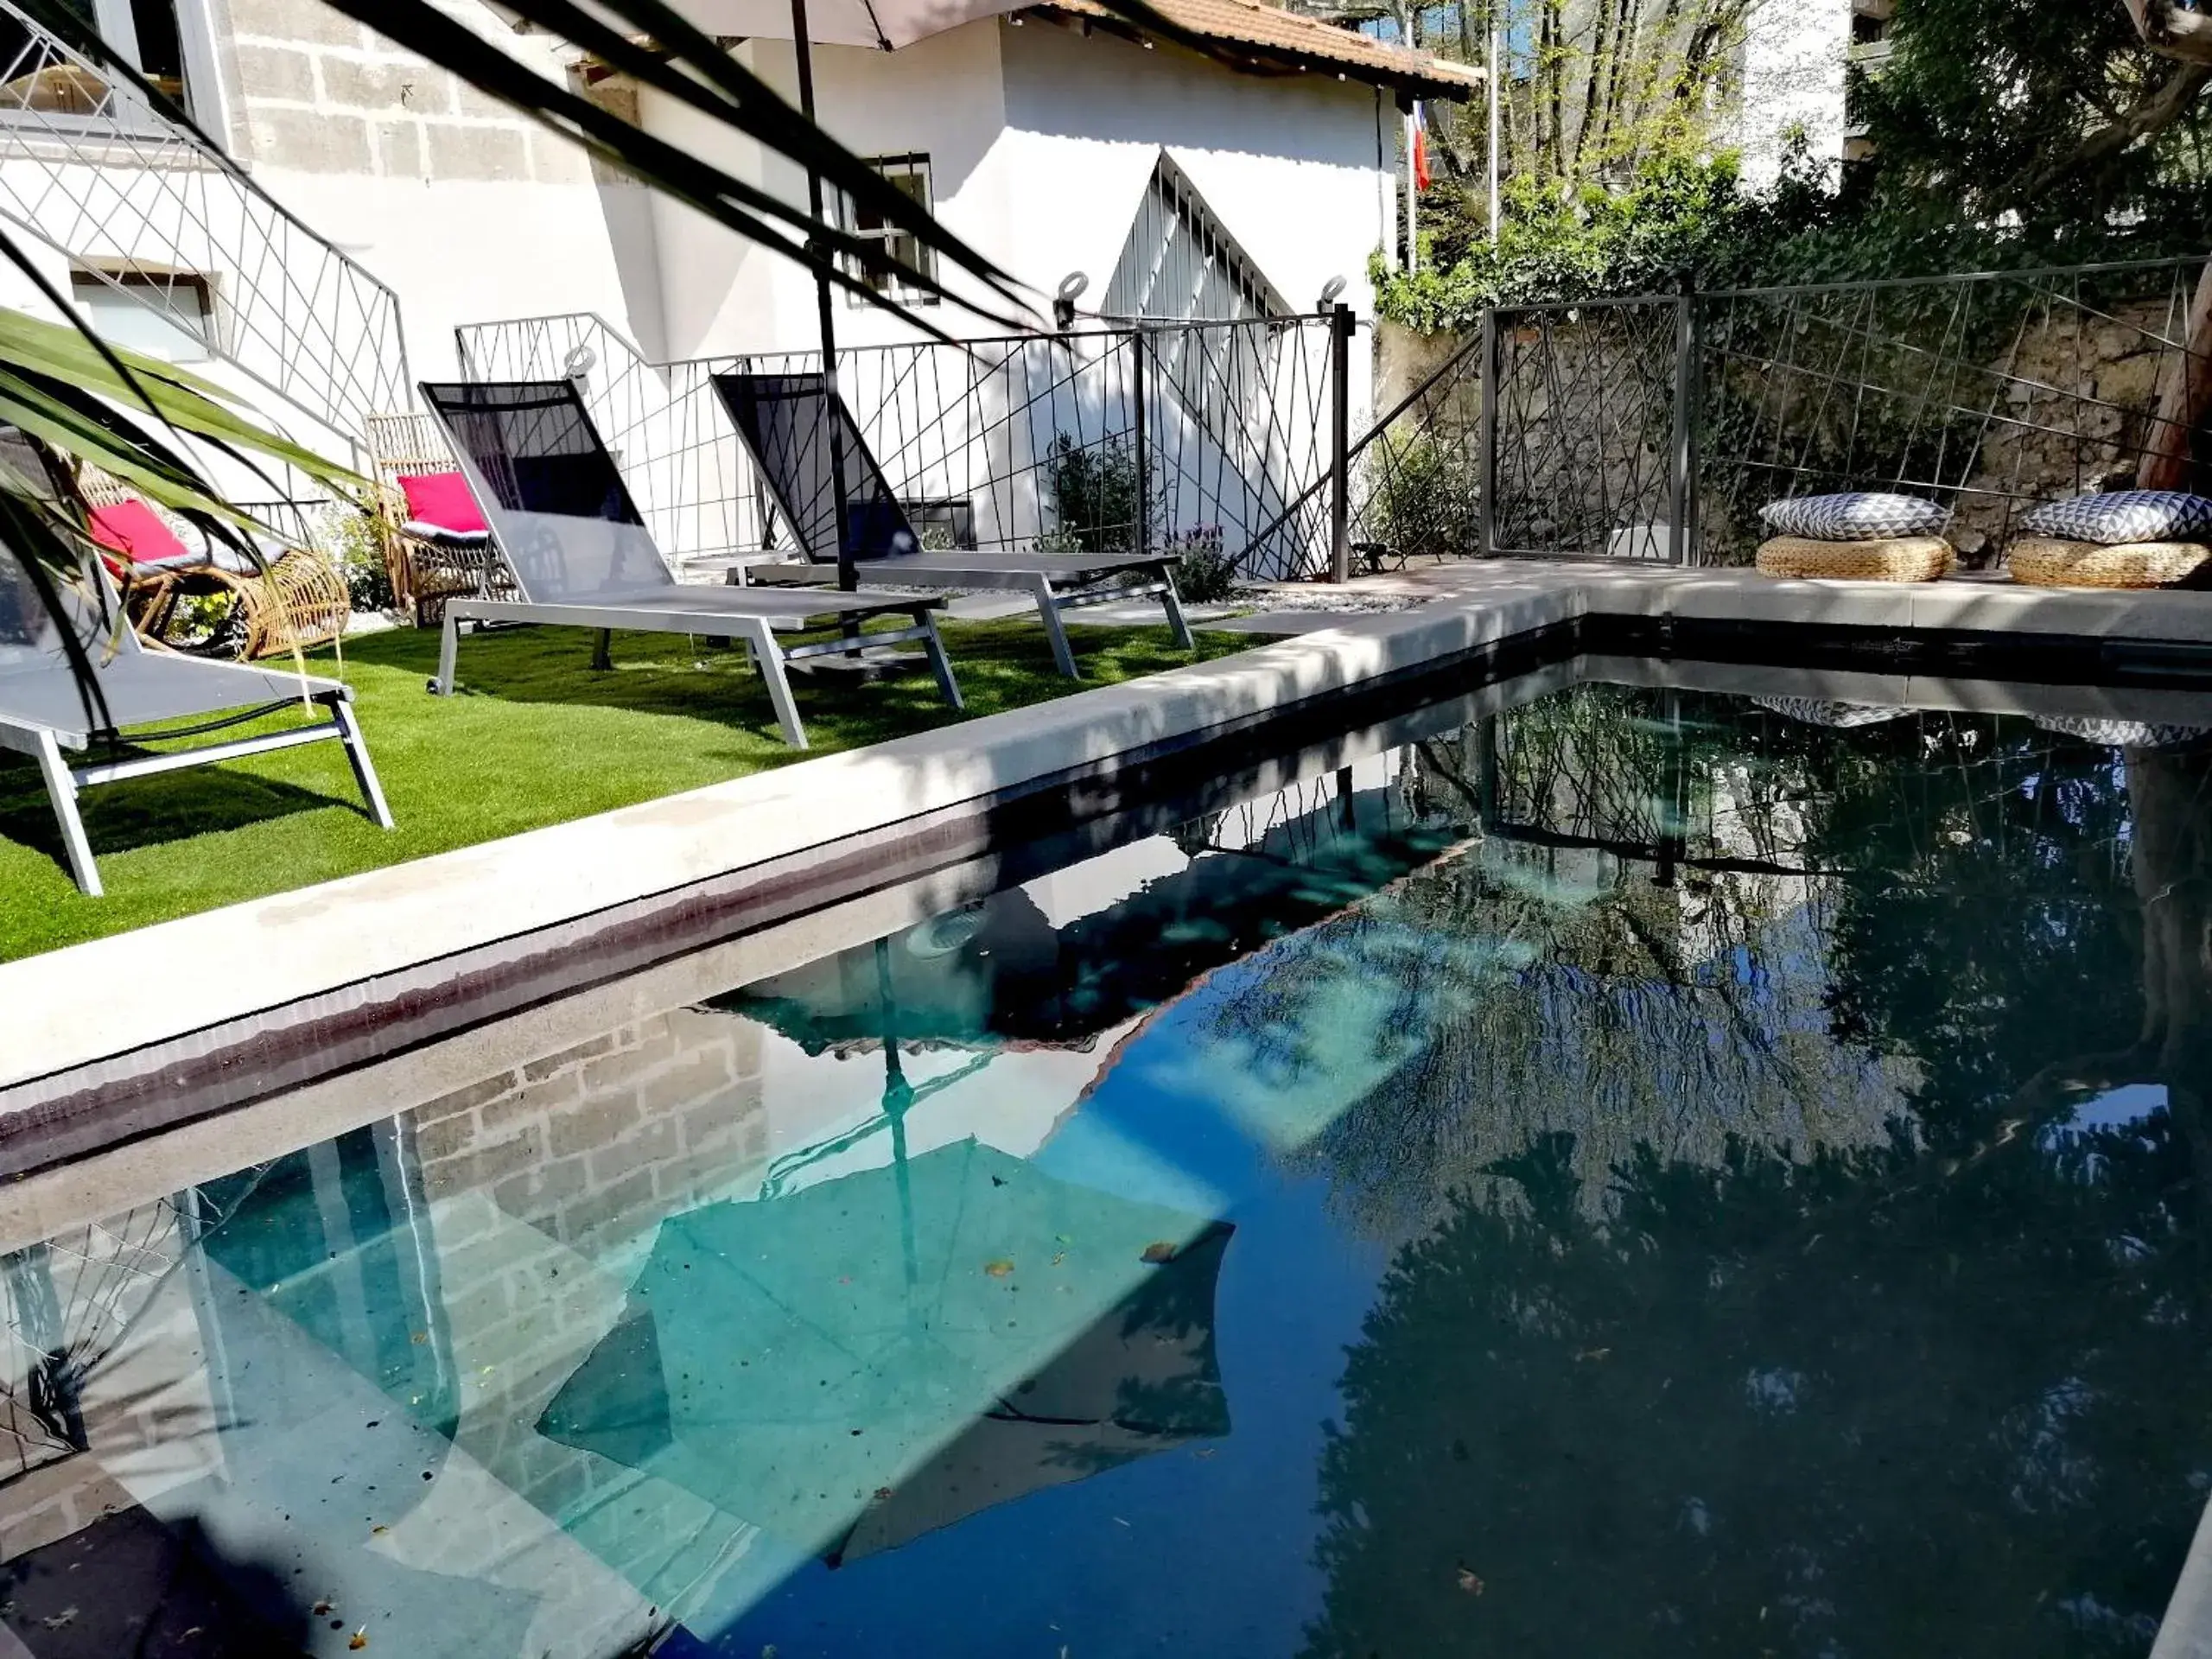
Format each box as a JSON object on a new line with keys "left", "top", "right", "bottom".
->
{"left": 400, "top": 1005, "right": 772, "bottom": 1588}
{"left": 219, "top": 0, "right": 590, "bottom": 182}
{"left": 412, "top": 1007, "right": 769, "bottom": 1254}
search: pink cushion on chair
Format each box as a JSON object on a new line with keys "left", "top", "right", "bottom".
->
{"left": 88, "top": 500, "right": 192, "bottom": 564}
{"left": 399, "top": 470, "right": 489, "bottom": 533}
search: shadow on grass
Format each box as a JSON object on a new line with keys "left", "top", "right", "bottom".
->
{"left": 339, "top": 615, "right": 1160, "bottom": 740}
{"left": 0, "top": 741, "right": 375, "bottom": 871}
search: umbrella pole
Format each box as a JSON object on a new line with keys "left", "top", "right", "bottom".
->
{"left": 876, "top": 939, "right": 921, "bottom": 1290}
{"left": 790, "top": 0, "right": 858, "bottom": 594}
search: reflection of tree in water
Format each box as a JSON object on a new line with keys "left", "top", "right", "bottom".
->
{"left": 1295, "top": 697, "right": 2212, "bottom": 1657}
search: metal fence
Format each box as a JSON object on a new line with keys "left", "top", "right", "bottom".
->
{"left": 0, "top": 0, "right": 411, "bottom": 450}
{"left": 1346, "top": 255, "right": 2211, "bottom": 567}
{"left": 454, "top": 310, "right": 1348, "bottom": 582}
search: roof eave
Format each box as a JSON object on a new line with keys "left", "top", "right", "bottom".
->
{"left": 1023, "top": 3, "right": 1483, "bottom": 101}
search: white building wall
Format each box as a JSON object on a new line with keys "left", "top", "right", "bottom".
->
{"left": 1732, "top": 0, "right": 1850, "bottom": 188}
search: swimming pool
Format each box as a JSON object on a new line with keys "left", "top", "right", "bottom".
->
{"left": 3, "top": 660, "right": 2207, "bottom": 1657}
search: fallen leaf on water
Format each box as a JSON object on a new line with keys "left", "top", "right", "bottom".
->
{"left": 1050, "top": 1251, "right": 1068, "bottom": 1268}
{"left": 313, "top": 1600, "right": 333, "bottom": 1616}
{"left": 1573, "top": 1348, "right": 1611, "bottom": 1363}
{"left": 873, "top": 1487, "right": 893, "bottom": 1502}
{"left": 370, "top": 1525, "right": 388, "bottom": 1536}
{"left": 1141, "top": 1242, "right": 1179, "bottom": 1264}
{"left": 983, "top": 1259, "right": 1014, "bottom": 1279}
{"left": 350, "top": 1630, "right": 369, "bottom": 1651}
{"left": 40, "top": 1608, "right": 75, "bottom": 1629}
{"left": 410, "top": 1332, "right": 426, "bottom": 1345}
{"left": 1456, "top": 1568, "right": 1484, "bottom": 1596}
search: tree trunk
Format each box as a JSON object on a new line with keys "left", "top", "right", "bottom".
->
{"left": 2126, "top": 0, "right": 2212, "bottom": 64}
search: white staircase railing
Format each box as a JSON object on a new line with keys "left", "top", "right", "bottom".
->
{"left": 0, "top": 0, "right": 411, "bottom": 448}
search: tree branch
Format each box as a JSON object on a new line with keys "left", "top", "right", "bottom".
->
{"left": 2126, "top": 0, "right": 2212, "bottom": 65}
{"left": 2018, "top": 54, "right": 2212, "bottom": 199}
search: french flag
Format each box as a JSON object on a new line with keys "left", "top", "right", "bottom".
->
{"left": 1412, "top": 100, "right": 1433, "bottom": 192}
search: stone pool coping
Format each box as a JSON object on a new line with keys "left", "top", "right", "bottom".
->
{"left": 8, "top": 559, "right": 2212, "bottom": 1104}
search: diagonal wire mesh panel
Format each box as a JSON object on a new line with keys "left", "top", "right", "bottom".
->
{"left": 0, "top": 0, "right": 410, "bottom": 446}
{"left": 1695, "top": 258, "right": 2209, "bottom": 565}
{"left": 454, "top": 313, "right": 1339, "bottom": 582}
{"left": 1490, "top": 296, "right": 1682, "bottom": 560}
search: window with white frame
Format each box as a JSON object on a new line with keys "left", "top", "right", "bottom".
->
{"left": 0, "top": 0, "right": 211, "bottom": 124}
{"left": 837, "top": 154, "right": 938, "bottom": 305}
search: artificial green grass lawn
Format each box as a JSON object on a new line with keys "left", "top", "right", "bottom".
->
{"left": 0, "top": 615, "right": 1247, "bottom": 961}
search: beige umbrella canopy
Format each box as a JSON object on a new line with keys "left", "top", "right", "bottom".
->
{"left": 663, "top": 0, "right": 1026, "bottom": 49}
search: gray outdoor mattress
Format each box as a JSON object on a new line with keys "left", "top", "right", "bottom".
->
{"left": 0, "top": 652, "right": 347, "bottom": 748}
{"left": 753, "top": 551, "right": 1180, "bottom": 587}
{"left": 448, "top": 586, "right": 942, "bottom": 626}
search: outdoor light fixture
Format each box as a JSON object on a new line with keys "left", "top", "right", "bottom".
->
{"left": 1317, "top": 275, "right": 1347, "bottom": 312}
{"left": 1054, "top": 271, "right": 1089, "bottom": 330}
{"left": 563, "top": 343, "right": 598, "bottom": 379}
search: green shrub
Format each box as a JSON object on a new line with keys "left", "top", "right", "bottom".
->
{"left": 1167, "top": 525, "right": 1236, "bottom": 602}
{"left": 1363, "top": 433, "right": 1483, "bottom": 561}
{"left": 1046, "top": 433, "right": 1143, "bottom": 553}
{"left": 319, "top": 505, "right": 394, "bottom": 614}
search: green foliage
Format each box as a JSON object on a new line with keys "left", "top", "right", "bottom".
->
{"left": 1165, "top": 524, "right": 1237, "bottom": 601}
{"left": 1858, "top": 0, "right": 2212, "bottom": 254}
{"left": 1378, "top": 0, "right": 2212, "bottom": 334}
{"left": 318, "top": 505, "right": 394, "bottom": 614}
{"left": 1362, "top": 431, "right": 1484, "bottom": 559}
{"left": 1046, "top": 433, "right": 1144, "bottom": 554}
{"left": 1376, "top": 147, "right": 1839, "bottom": 328}
{"left": 0, "top": 615, "right": 1243, "bottom": 958}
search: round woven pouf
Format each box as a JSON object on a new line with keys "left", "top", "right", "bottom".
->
{"left": 1754, "top": 536, "right": 1954, "bottom": 582}
{"left": 2005, "top": 537, "right": 2210, "bottom": 589}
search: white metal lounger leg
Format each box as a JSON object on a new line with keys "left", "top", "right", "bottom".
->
{"left": 430, "top": 605, "right": 462, "bottom": 696}
{"left": 331, "top": 697, "right": 397, "bottom": 830}
{"left": 1158, "top": 566, "right": 1195, "bottom": 649}
{"left": 918, "top": 607, "right": 963, "bottom": 711}
{"left": 1031, "top": 574, "right": 1080, "bottom": 680}
{"left": 32, "top": 731, "right": 100, "bottom": 898}
{"left": 742, "top": 616, "right": 809, "bottom": 750}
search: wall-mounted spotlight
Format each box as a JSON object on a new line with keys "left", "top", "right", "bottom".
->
{"left": 563, "top": 343, "right": 599, "bottom": 381}
{"left": 1054, "top": 270, "right": 1090, "bottom": 330}
{"left": 1317, "top": 275, "right": 1348, "bottom": 314}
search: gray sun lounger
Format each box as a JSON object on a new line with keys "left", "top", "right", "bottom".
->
{"left": 420, "top": 380, "right": 963, "bottom": 750}
{"left": 0, "top": 554, "right": 392, "bottom": 898}
{"left": 712, "top": 372, "right": 1194, "bottom": 680}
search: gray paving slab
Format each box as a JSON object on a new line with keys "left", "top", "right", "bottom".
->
{"left": 10, "top": 559, "right": 2212, "bottom": 1097}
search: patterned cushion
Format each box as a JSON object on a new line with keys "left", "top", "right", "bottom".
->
{"left": 1758, "top": 493, "right": 1949, "bottom": 542}
{"left": 2019, "top": 490, "right": 2212, "bottom": 545}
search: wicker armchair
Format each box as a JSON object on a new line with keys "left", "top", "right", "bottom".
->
{"left": 365, "top": 410, "right": 517, "bottom": 626}
{"left": 81, "top": 471, "right": 349, "bottom": 660}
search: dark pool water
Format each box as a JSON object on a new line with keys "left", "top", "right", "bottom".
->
{"left": 4, "top": 677, "right": 2210, "bottom": 1658}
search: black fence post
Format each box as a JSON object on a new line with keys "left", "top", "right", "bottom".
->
{"left": 1670, "top": 278, "right": 1699, "bottom": 567}
{"left": 1329, "top": 302, "right": 1353, "bottom": 583}
{"left": 1132, "top": 326, "right": 1150, "bottom": 557}
{"left": 1477, "top": 306, "right": 1498, "bottom": 560}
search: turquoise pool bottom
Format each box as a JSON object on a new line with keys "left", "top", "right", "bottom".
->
{"left": 3, "top": 681, "right": 2208, "bottom": 1659}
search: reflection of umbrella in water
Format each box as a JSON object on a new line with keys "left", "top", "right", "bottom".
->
{"left": 721, "top": 785, "right": 1466, "bottom": 1058}
{"left": 2032, "top": 714, "right": 2212, "bottom": 750}
{"left": 1751, "top": 695, "right": 1913, "bottom": 729}
{"left": 536, "top": 1128, "right": 1232, "bottom": 1565}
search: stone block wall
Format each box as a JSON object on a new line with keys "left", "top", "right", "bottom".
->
{"left": 401, "top": 1006, "right": 770, "bottom": 1568}
{"left": 219, "top": 0, "right": 590, "bottom": 183}
{"left": 411, "top": 1007, "right": 769, "bottom": 1255}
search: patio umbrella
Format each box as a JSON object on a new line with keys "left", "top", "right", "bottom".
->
{"left": 534, "top": 1137, "right": 1232, "bottom": 1563}
{"left": 663, "top": 0, "right": 1034, "bottom": 587}
{"left": 669, "top": 0, "right": 1027, "bottom": 50}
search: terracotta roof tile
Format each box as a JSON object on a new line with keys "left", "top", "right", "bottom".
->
{"left": 1037, "top": 0, "right": 1483, "bottom": 99}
